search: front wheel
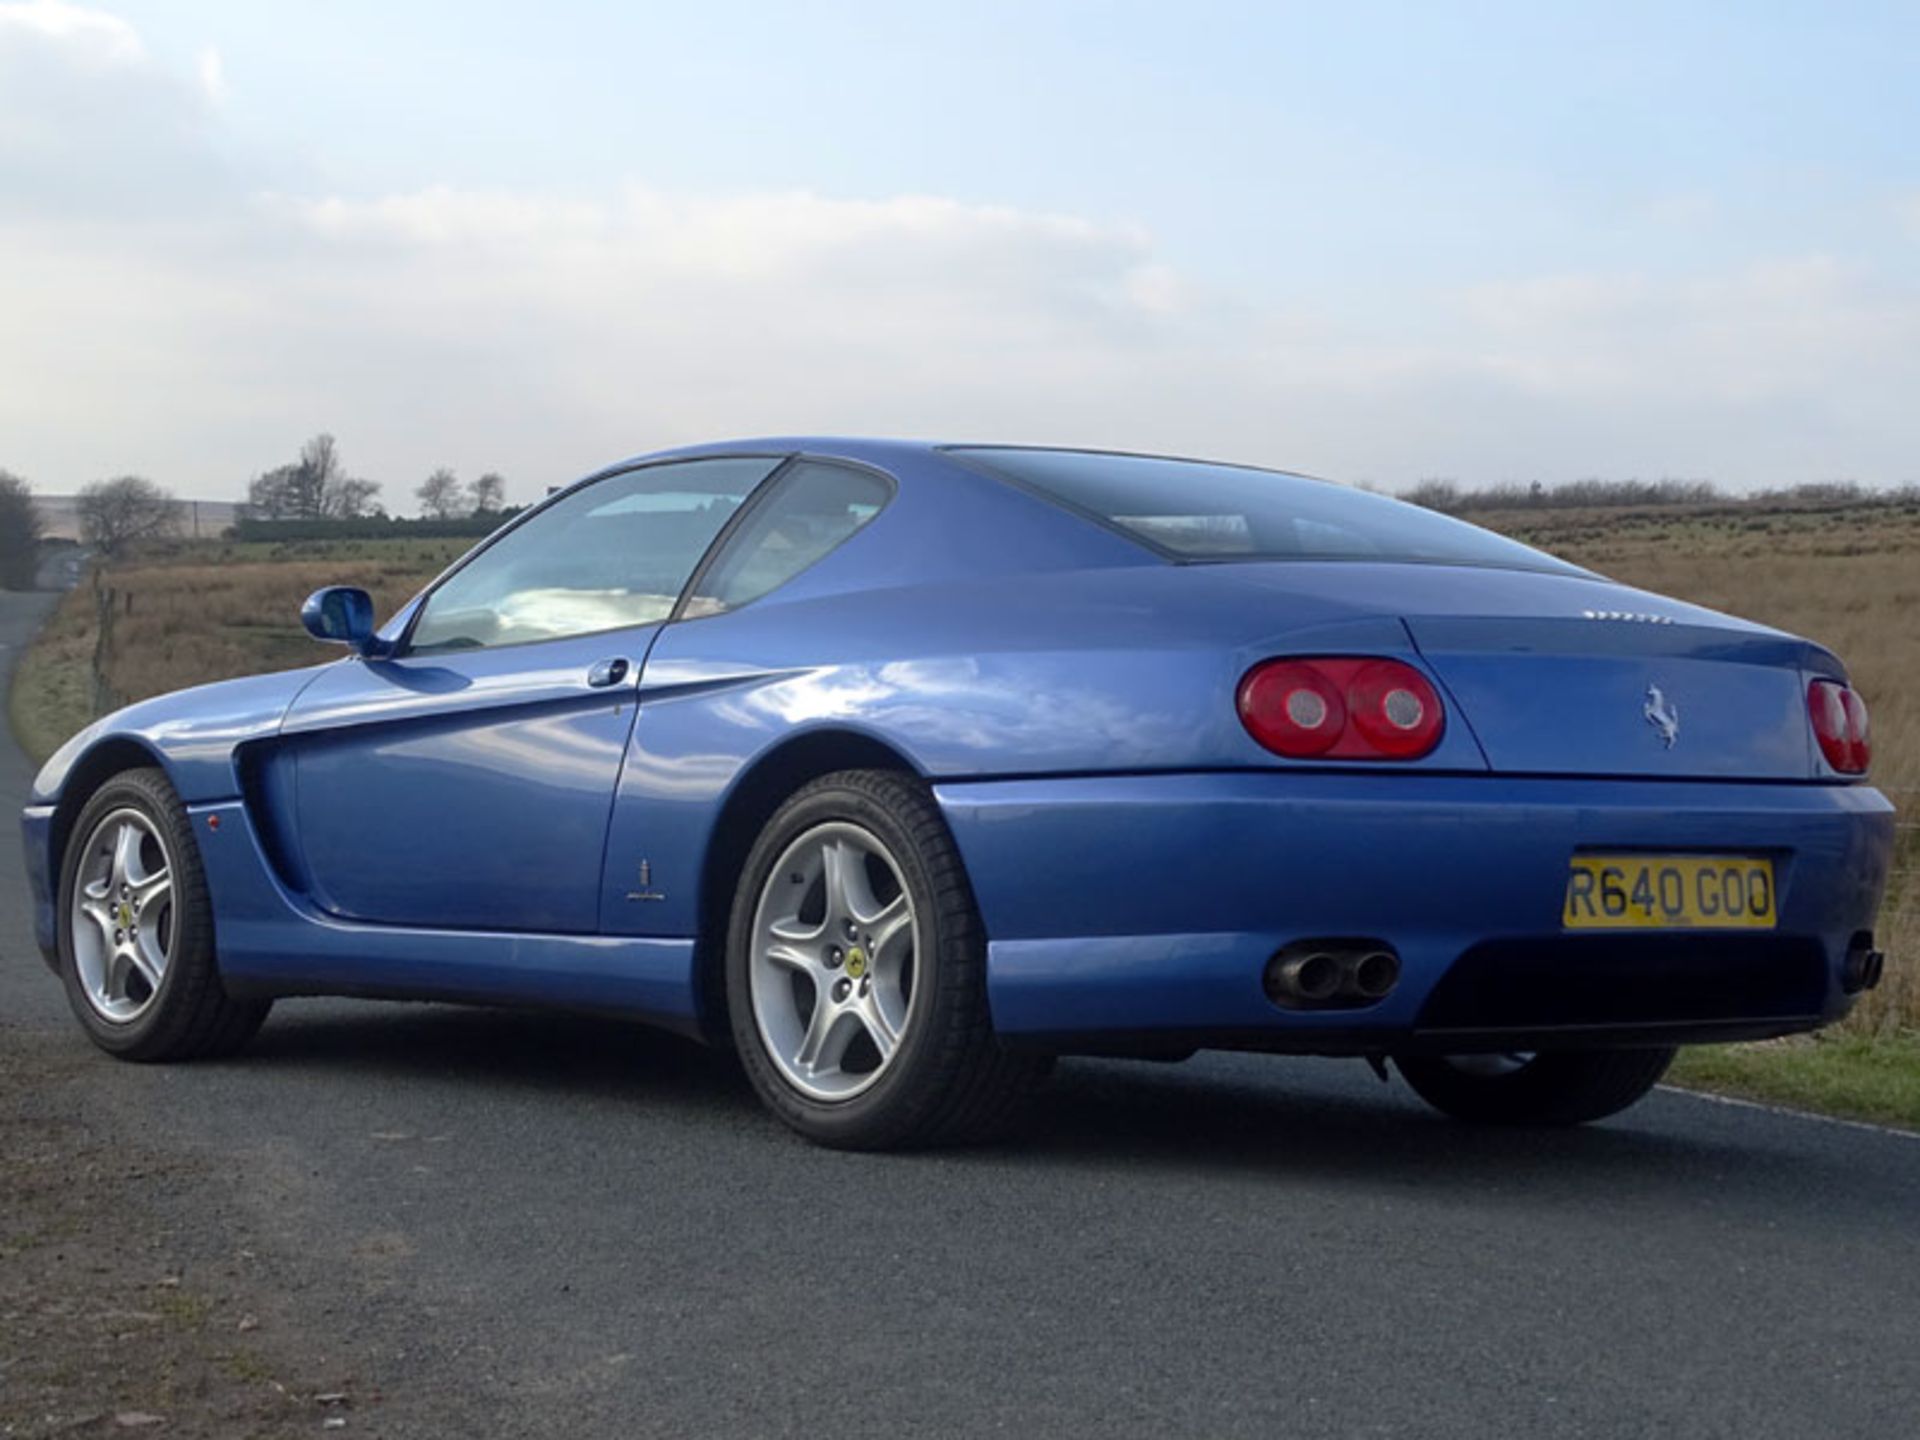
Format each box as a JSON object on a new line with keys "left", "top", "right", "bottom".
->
{"left": 57, "top": 768, "right": 271, "bottom": 1061}
{"left": 725, "top": 769, "right": 1048, "bottom": 1149}
{"left": 1395, "top": 1048, "right": 1675, "bottom": 1126}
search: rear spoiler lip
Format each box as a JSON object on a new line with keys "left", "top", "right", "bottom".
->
{"left": 1404, "top": 613, "right": 1843, "bottom": 680}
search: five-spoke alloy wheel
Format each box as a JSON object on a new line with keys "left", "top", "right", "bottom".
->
{"left": 57, "top": 767, "right": 270, "bottom": 1061}
{"left": 69, "top": 807, "right": 177, "bottom": 1024}
{"left": 727, "top": 769, "right": 1049, "bottom": 1149}
{"left": 749, "top": 821, "right": 919, "bottom": 1100}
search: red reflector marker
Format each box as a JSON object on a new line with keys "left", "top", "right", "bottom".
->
{"left": 1238, "top": 657, "right": 1445, "bottom": 761}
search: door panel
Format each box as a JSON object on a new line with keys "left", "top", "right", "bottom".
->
{"left": 273, "top": 455, "right": 787, "bottom": 937}
{"left": 283, "top": 631, "right": 650, "bottom": 933}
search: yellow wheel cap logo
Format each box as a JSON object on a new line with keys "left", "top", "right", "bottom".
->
{"left": 845, "top": 947, "right": 867, "bottom": 979}
{"left": 117, "top": 902, "right": 133, "bottom": 928}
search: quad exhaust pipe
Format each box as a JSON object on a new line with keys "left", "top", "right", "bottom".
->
{"left": 1346, "top": 950, "right": 1401, "bottom": 1002}
{"left": 1265, "top": 943, "right": 1402, "bottom": 1010}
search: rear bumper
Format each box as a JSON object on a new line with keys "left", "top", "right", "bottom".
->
{"left": 934, "top": 773, "right": 1895, "bottom": 1052}
{"left": 20, "top": 804, "right": 58, "bottom": 968}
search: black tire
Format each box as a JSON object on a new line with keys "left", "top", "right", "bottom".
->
{"left": 724, "top": 769, "right": 1049, "bottom": 1149}
{"left": 1395, "top": 1048, "right": 1676, "bottom": 1126}
{"left": 56, "top": 767, "right": 271, "bottom": 1062}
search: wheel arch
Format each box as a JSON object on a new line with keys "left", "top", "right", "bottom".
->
{"left": 48, "top": 736, "right": 172, "bottom": 879}
{"left": 692, "top": 727, "right": 921, "bottom": 1043}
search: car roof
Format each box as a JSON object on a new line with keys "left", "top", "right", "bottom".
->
{"left": 612, "top": 436, "right": 951, "bottom": 473}
{"left": 580, "top": 437, "right": 1162, "bottom": 582}
{"left": 606, "top": 436, "right": 1319, "bottom": 478}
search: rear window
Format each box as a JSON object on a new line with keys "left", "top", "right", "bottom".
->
{"left": 950, "top": 448, "right": 1580, "bottom": 575}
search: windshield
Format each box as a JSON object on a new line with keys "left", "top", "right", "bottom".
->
{"left": 950, "top": 447, "right": 1581, "bottom": 575}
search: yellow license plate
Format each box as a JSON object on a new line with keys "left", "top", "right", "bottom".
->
{"left": 1563, "top": 855, "right": 1776, "bottom": 930}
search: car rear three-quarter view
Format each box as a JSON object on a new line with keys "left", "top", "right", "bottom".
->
{"left": 19, "top": 439, "right": 1897, "bottom": 1148}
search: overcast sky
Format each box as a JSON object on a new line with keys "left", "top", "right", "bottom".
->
{"left": 2, "top": 0, "right": 1916, "bottom": 507}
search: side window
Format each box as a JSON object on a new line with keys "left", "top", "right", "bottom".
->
{"left": 408, "top": 456, "right": 781, "bottom": 652}
{"left": 683, "top": 461, "right": 892, "bottom": 617}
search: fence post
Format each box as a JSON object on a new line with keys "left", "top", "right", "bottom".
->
{"left": 90, "top": 562, "right": 118, "bottom": 718}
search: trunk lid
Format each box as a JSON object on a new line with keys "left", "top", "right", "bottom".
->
{"left": 1214, "top": 561, "right": 1831, "bottom": 780}
{"left": 1407, "top": 612, "right": 1820, "bottom": 779}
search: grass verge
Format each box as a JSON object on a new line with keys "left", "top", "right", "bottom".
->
{"left": 7, "top": 535, "right": 461, "bottom": 768}
{"left": 1669, "top": 1032, "right": 1920, "bottom": 1133}
{"left": 8, "top": 584, "right": 93, "bottom": 766}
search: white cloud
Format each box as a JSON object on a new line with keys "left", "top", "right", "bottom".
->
{"left": 0, "top": 0, "right": 142, "bottom": 63}
{"left": 0, "top": 0, "right": 229, "bottom": 218}
{"left": 196, "top": 44, "right": 224, "bottom": 104}
{"left": 1457, "top": 258, "right": 1915, "bottom": 403}
{"left": 1, "top": 4, "right": 1916, "bottom": 502}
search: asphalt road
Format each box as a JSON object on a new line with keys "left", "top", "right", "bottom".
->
{"left": 3, "top": 587, "right": 1918, "bottom": 1438}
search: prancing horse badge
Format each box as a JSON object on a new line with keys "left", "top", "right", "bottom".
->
{"left": 1643, "top": 684, "right": 1680, "bottom": 749}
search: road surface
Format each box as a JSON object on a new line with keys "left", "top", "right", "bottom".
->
{"left": 2, "top": 588, "right": 1916, "bottom": 1437}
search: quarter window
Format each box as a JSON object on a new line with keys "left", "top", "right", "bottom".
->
{"left": 683, "top": 460, "right": 891, "bottom": 617}
{"left": 407, "top": 457, "right": 781, "bottom": 652}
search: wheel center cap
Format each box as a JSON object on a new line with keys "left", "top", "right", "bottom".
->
{"left": 844, "top": 947, "right": 868, "bottom": 980}
{"left": 117, "top": 901, "right": 133, "bottom": 930}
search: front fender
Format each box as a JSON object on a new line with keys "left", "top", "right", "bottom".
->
{"left": 31, "top": 663, "right": 335, "bottom": 807}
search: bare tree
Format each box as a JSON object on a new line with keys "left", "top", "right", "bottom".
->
{"left": 245, "top": 464, "right": 300, "bottom": 520}
{"left": 1403, "top": 480, "right": 1461, "bottom": 513}
{"left": 331, "top": 475, "right": 383, "bottom": 519}
{"left": 76, "top": 475, "right": 180, "bottom": 557}
{"left": 416, "top": 467, "right": 469, "bottom": 519}
{"left": 0, "top": 468, "right": 43, "bottom": 589}
{"left": 246, "top": 434, "right": 383, "bottom": 520}
{"left": 471, "top": 471, "right": 506, "bottom": 514}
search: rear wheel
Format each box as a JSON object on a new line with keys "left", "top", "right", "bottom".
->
{"left": 58, "top": 768, "right": 270, "bottom": 1061}
{"left": 725, "top": 769, "right": 1048, "bottom": 1149}
{"left": 1395, "top": 1047, "right": 1675, "bottom": 1125}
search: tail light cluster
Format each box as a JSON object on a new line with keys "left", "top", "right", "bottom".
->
{"left": 1808, "top": 679, "right": 1871, "bottom": 774}
{"left": 1238, "top": 657, "right": 1445, "bottom": 761}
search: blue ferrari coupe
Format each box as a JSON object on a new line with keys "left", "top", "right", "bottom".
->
{"left": 21, "top": 441, "right": 1895, "bottom": 1147}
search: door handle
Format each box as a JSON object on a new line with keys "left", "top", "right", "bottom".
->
{"left": 586, "top": 657, "right": 631, "bottom": 688}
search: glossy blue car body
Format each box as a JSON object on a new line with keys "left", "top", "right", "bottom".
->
{"left": 21, "top": 438, "right": 1896, "bottom": 1056}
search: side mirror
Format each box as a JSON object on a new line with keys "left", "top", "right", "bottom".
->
{"left": 300, "top": 586, "right": 387, "bottom": 656}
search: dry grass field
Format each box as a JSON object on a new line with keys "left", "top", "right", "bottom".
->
{"left": 11, "top": 503, "right": 1917, "bottom": 1046}
{"left": 11, "top": 537, "right": 465, "bottom": 766}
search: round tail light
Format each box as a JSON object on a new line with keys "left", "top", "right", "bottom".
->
{"left": 1236, "top": 661, "right": 1348, "bottom": 757}
{"left": 1238, "top": 657, "right": 1446, "bottom": 761}
{"left": 1808, "top": 679, "right": 1870, "bottom": 774}
{"left": 1346, "top": 661, "right": 1445, "bottom": 758}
